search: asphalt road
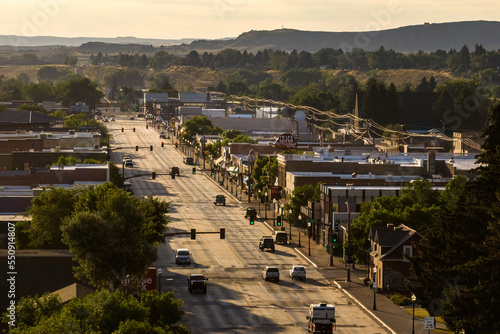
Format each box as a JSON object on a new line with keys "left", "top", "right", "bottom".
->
{"left": 107, "top": 113, "right": 390, "bottom": 334}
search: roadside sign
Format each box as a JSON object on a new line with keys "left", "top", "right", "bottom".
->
{"left": 425, "top": 317, "right": 435, "bottom": 329}
{"left": 307, "top": 219, "right": 317, "bottom": 224}
{"left": 372, "top": 282, "right": 378, "bottom": 289}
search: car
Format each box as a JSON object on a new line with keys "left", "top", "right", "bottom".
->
{"left": 124, "top": 160, "right": 134, "bottom": 167}
{"left": 187, "top": 274, "right": 208, "bottom": 293}
{"left": 175, "top": 248, "right": 191, "bottom": 264}
{"left": 129, "top": 115, "right": 134, "bottom": 120}
{"left": 104, "top": 118, "right": 109, "bottom": 122}
{"left": 183, "top": 157, "right": 194, "bottom": 165}
{"left": 289, "top": 265, "right": 306, "bottom": 281}
{"left": 159, "top": 133, "right": 166, "bottom": 139}
{"left": 244, "top": 207, "right": 257, "bottom": 219}
{"left": 274, "top": 231, "right": 288, "bottom": 245}
{"left": 259, "top": 236, "right": 275, "bottom": 252}
{"left": 214, "top": 195, "right": 226, "bottom": 206}
{"left": 171, "top": 166, "right": 180, "bottom": 176}
{"left": 110, "top": 117, "right": 115, "bottom": 121}
{"left": 262, "top": 266, "right": 280, "bottom": 282}
{"left": 124, "top": 181, "right": 133, "bottom": 194}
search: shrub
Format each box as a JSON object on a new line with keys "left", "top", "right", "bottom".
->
{"left": 390, "top": 293, "right": 413, "bottom": 306}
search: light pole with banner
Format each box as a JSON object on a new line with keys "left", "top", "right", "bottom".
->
{"left": 412, "top": 294, "right": 416, "bottom": 334}
{"left": 247, "top": 150, "right": 256, "bottom": 203}
{"left": 373, "top": 267, "right": 377, "bottom": 310}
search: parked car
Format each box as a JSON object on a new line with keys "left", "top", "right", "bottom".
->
{"left": 244, "top": 207, "right": 257, "bottom": 219}
{"left": 274, "top": 231, "right": 288, "bottom": 245}
{"left": 289, "top": 265, "right": 306, "bottom": 281}
{"left": 175, "top": 248, "right": 191, "bottom": 264}
{"left": 259, "top": 236, "right": 275, "bottom": 252}
{"left": 159, "top": 133, "right": 166, "bottom": 139}
{"left": 214, "top": 195, "right": 226, "bottom": 206}
{"left": 129, "top": 115, "right": 134, "bottom": 120}
{"left": 262, "top": 266, "right": 280, "bottom": 282}
{"left": 187, "top": 274, "right": 207, "bottom": 293}
{"left": 183, "top": 157, "right": 194, "bottom": 165}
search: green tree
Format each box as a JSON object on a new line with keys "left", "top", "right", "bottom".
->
{"left": 251, "top": 157, "right": 278, "bottom": 197}
{"left": 180, "top": 116, "right": 214, "bottom": 142}
{"left": 4, "top": 290, "right": 189, "bottom": 334}
{"left": 408, "top": 104, "right": 500, "bottom": 333}
{"left": 282, "top": 183, "right": 321, "bottom": 228}
{"left": 54, "top": 77, "right": 104, "bottom": 109}
{"left": 60, "top": 184, "right": 168, "bottom": 289}
{"left": 24, "top": 187, "right": 78, "bottom": 249}
{"left": 64, "top": 55, "right": 78, "bottom": 66}
{"left": 37, "top": 66, "right": 65, "bottom": 81}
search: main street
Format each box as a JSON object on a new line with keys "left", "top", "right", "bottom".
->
{"left": 107, "top": 112, "right": 389, "bottom": 334}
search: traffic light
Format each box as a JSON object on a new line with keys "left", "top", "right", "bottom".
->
{"left": 191, "top": 228, "right": 196, "bottom": 240}
{"left": 152, "top": 172, "right": 156, "bottom": 179}
{"left": 146, "top": 125, "right": 148, "bottom": 129}
{"left": 133, "top": 128, "right": 135, "bottom": 132}
{"left": 220, "top": 228, "right": 225, "bottom": 239}
{"left": 334, "top": 219, "right": 340, "bottom": 233}
{"left": 332, "top": 233, "right": 338, "bottom": 243}
{"left": 175, "top": 143, "right": 178, "bottom": 148}
{"left": 121, "top": 128, "right": 124, "bottom": 132}
{"left": 150, "top": 145, "right": 153, "bottom": 151}
{"left": 161, "top": 142, "right": 164, "bottom": 147}
{"left": 192, "top": 167, "right": 196, "bottom": 175}
{"left": 249, "top": 215, "right": 255, "bottom": 225}
{"left": 277, "top": 216, "right": 282, "bottom": 226}
{"left": 249, "top": 178, "right": 253, "bottom": 188}
{"left": 135, "top": 146, "right": 139, "bottom": 151}
{"left": 211, "top": 168, "right": 215, "bottom": 176}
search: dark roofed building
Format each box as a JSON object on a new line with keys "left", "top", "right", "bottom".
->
{"left": 0, "top": 110, "right": 63, "bottom": 131}
{"left": 369, "top": 224, "right": 422, "bottom": 292}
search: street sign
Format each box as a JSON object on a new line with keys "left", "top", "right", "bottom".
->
{"left": 424, "top": 317, "right": 435, "bottom": 329}
{"left": 275, "top": 133, "right": 297, "bottom": 149}
{"left": 372, "top": 282, "right": 378, "bottom": 289}
{"left": 307, "top": 219, "right": 317, "bottom": 224}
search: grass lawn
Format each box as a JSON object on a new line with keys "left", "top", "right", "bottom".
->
{"left": 403, "top": 307, "right": 452, "bottom": 333}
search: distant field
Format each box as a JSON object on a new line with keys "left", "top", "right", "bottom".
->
{"left": 0, "top": 64, "right": 465, "bottom": 92}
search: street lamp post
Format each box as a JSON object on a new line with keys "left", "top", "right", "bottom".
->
{"left": 264, "top": 192, "right": 268, "bottom": 220}
{"left": 158, "top": 268, "right": 162, "bottom": 293}
{"left": 288, "top": 209, "right": 292, "bottom": 240}
{"left": 308, "top": 222, "right": 312, "bottom": 255}
{"left": 273, "top": 199, "right": 277, "bottom": 226}
{"left": 345, "top": 201, "right": 351, "bottom": 282}
{"left": 412, "top": 294, "right": 416, "bottom": 334}
{"left": 373, "top": 267, "right": 377, "bottom": 310}
{"left": 298, "top": 215, "right": 302, "bottom": 247}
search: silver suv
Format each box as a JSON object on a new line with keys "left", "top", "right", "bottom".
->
{"left": 262, "top": 266, "right": 280, "bottom": 282}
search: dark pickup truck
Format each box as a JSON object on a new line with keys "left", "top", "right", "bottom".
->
{"left": 259, "top": 236, "right": 275, "bottom": 252}
{"left": 214, "top": 195, "right": 226, "bottom": 206}
{"left": 187, "top": 274, "right": 208, "bottom": 293}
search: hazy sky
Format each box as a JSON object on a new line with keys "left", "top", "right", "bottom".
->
{"left": 1, "top": 0, "right": 499, "bottom": 40}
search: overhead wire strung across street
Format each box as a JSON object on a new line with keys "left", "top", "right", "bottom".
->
{"left": 207, "top": 93, "right": 462, "bottom": 146}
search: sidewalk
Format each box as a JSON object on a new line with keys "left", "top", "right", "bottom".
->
{"left": 200, "top": 169, "right": 443, "bottom": 334}
{"left": 171, "top": 141, "right": 442, "bottom": 334}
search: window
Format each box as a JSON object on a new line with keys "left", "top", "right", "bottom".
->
{"left": 403, "top": 245, "right": 413, "bottom": 258}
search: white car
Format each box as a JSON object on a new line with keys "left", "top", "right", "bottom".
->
{"left": 289, "top": 265, "right": 306, "bottom": 281}
{"left": 262, "top": 266, "right": 280, "bottom": 282}
{"left": 175, "top": 248, "right": 191, "bottom": 265}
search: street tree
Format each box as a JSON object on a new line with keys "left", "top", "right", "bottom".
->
{"left": 3, "top": 290, "right": 189, "bottom": 334}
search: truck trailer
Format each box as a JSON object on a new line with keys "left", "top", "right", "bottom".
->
{"left": 306, "top": 303, "right": 336, "bottom": 333}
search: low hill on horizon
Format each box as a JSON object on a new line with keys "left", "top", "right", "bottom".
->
{"left": 0, "top": 21, "right": 499, "bottom": 54}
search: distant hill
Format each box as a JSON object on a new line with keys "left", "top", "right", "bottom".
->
{"left": 0, "top": 35, "right": 195, "bottom": 48}
{"left": 0, "top": 20, "right": 499, "bottom": 54}
{"left": 186, "top": 21, "right": 500, "bottom": 53}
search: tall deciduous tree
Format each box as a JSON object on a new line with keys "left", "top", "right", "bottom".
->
{"left": 408, "top": 103, "right": 500, "bottom": 333}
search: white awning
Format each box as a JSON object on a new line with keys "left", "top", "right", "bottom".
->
{"left": 214, "top": 156, "right": 224, "bottom": 165}
{"left": 227, "top": 166, "right": 239, "bottom": 173}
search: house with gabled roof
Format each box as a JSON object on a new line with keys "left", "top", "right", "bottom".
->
{"left": 369, "top": 223, "right": 422, "bottom": 292}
